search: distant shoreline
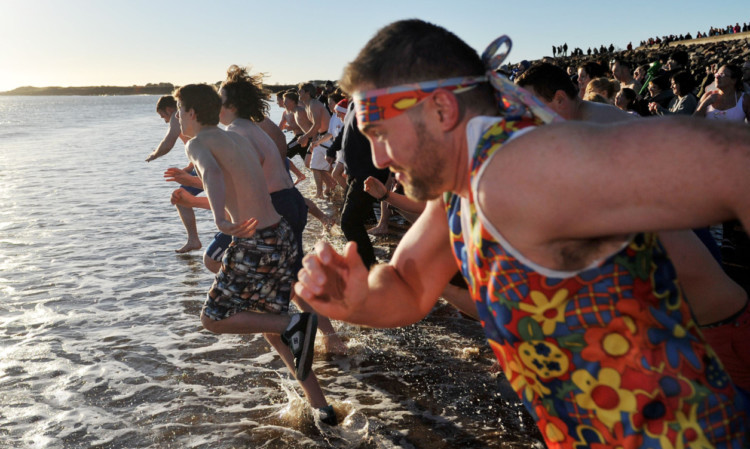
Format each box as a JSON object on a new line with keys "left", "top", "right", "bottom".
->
{"left": 0, "top": 84, "right": 176, "bottom": 96}
{"left": 0, "top": 83, "right": 303, "bottom": 96}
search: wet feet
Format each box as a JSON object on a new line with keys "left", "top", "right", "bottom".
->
{"left": 175, "top": 241, "right": 202, "bottom": 253}
{"left": 323, "top": 214, "right": 336, "bottom": 232}
{"left": 322, "top": 333, "right": 347, "bottom": 356}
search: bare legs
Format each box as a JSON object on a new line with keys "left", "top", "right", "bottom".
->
{"left": 175, "top": 203, "right": 201, "bottom": 253}
{"left": 312, "top": 169, "right": 337, "bottom": 199}
{"left": 201, "top": 253, "right": 345, "bottom": 355}
{"left": 368, "top": 202, "right": 391, "bottom": 236}
{"left": 264, "top": 333, "right": 329, "bottom": 408}
{"left": 304, "top": 197, "right": 335, "bottom": 230}
{"left": 288, "top": 159, "right": 306, "bottom": 185}
{"left": 291, "top": 294, "right": 347, "bottom": 355}
{"left": 200, "top": 311, "right": 329, "bottom": 409}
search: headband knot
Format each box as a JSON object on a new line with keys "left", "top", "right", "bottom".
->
{"left": 481, "top": 35, "right": 562, "bottom": 123}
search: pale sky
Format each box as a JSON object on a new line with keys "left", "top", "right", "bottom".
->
{"left": 0, "top": 0, "right": 747, "bottom": 92}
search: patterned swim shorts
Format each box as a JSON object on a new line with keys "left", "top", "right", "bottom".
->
{"left": 202, "top": 218, "right": 298, "bottom": 319}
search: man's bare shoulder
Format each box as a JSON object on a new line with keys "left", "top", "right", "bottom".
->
{"left": 224, "top": 129, "right": 252, "bottom": 150}
{"left": 582, "top": 101, "right": 636, "bottom": 124}
{"left": 226, "top": 120, "right": 251, "bottom": 137}
{"left": 185, "top": 135, "right": 208, "bottom": 155}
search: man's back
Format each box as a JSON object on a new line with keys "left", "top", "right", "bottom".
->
{"left": 227, "top": 118, "right": 293, "bottom": 194}
{"left": 188, "top": 128, "right": 280, "bottom": 229}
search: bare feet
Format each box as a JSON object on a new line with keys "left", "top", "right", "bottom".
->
{"left": 323, "top": 214, "right": 336, "bottom": 232}
{"left": 367, "top": 225, "right": 389, "bottom": 236}
{"left": 294, "top": 173, "right": 306, "bottom": 185}
{"left": 322, "top": 333, "right": 348, "bottom": 355}
{"left": 175, "top": 241, "right": 201, "bottom": 253}
{"left": 315, "top": 193, "right": 325, "bottom": 199}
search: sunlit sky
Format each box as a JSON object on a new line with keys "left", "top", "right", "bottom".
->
{"left": 0, "top": 0, "right": 746, "bottom": 92}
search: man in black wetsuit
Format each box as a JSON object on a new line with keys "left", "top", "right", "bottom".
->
{"left": 327, "top": 105, "right": 389, "bottom": 268}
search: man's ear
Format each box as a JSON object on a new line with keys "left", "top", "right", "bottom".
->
{"left": 553, "top": 90, "right": 568, "bottom": 107}
{"left": 431, "top": 89, "right": 461, "bottom": 130}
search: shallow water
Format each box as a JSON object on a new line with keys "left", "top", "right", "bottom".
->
{"left": 0, "top": 95, "right": 543, "bottom": 448}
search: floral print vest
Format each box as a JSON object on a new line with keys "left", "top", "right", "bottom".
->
{"left": 444, "top": 117, "right": 747, "bottom": 448}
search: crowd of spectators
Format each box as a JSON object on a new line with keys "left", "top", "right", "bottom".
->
{"left": 640, "top": 21, "right": 749, "bottom": 47}
{"left": 505, "top": 27, "right": 750, "bottom": 284}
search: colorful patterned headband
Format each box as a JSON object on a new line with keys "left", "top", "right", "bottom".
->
{"left": 352, "top": 35, "right": 562, "bottom": 126}
{"left": 353, "top": 76, "right": 488, "bottom": 124}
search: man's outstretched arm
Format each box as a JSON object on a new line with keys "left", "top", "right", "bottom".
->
{"left": 295, "top": 199, "right": 459, "bottom": 328}
{"left": 146, "top": 114, "right": 183, "bottom": 162}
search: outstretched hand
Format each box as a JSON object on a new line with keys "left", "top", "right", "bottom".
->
{"left": 294, "top": 240, "right": 369, "bottom": 321}
{"left": 217, "top": 218, "right": 258, "bottom": 238}
{"left": 164, "top": 167, "right": 195, "bottom": 185}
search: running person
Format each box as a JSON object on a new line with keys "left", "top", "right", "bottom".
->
{"left": 295, "top": 20, "right": 749, "bottom": 446}
{"left": 175, "top": 83, "right": 337, "bottom": 425}
{"left": 146, "top": 95, "right": 204, "bottom": 253}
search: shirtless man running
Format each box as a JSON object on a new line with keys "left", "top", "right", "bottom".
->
{"left": 174, "top": 83, "right": 337, "bottom": 426}
{"left": 146, "top": 95, "right": 203, "bottom": 253}
{"left": 283, "top": 91, "right": 313, "bottom": 167}
{"left": 297, "top": 82, "right": 337, "bottom": 198}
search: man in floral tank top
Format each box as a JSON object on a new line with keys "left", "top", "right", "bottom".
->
{"left": 295, "top": 19, "right": 750, "bottom": 448}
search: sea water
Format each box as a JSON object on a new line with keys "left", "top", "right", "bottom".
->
{"left": 0, "top": 95, "right": 541, "bottom": 448}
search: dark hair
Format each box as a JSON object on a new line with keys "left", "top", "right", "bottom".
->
{"left": 611, "top": 58, "right": 631, "bottom": 71}
{"left": 516, "top": 63, "right": 577, "bottom": 101}
{"left": 174, "top": 84, "right": 221, "bottom": 126}
{"left": 720, "top": 64, "right": 744, "bottom": 90}
{"left": 579, "top": 61, "right": 607, "bottom": 79}
{"left": 669, "top": 50, "right": 689, "bottom": 68}
{"left": 298, "top": 82, "right": 316, "bottom": 96}
{"left": 328, "top": 92, "right": 344, "bottom": 104}
{"left": 156, "top": 95, "right": 177, "bottom": 111}
{"left": 283, "top": 90, "right": 299, "bottom": 104}
{"left": 340, "top": 19, "right": 495, "bottom": 113}
{"left": 650, "top": 74, "right": 670, "bottom": 92}
{"left": 670, "top": 71, "right": 694, "bottom": 96}
{"left": 219, "top": 65, "right": 269, "bottom": 122}
{"left": 619, "top": 88, "right": 637, "bottom": 109}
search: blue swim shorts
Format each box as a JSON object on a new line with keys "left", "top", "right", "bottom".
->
{"left": 180, "top": 168, "right": 204, "bottom": 196}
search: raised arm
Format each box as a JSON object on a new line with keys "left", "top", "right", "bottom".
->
{"left": 295, "top": 198, "right": 459, "bottom": 327}
{"left": 485, "top": 117, "right": 750, "bottom": 247}
{"left": 146, "top": 113, "right": 183, "bottom": 162}
{"left": 693, "top": 91, "right": 719, "bottom": 117}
